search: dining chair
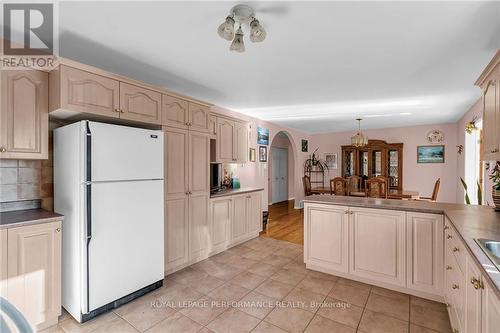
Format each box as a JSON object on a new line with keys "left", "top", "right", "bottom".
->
{"left": 365, "top": 177, "right": 388, "bottom": 198}
{"left": 303, "top": 175, "right": 321, "bottom": 196}
{"left": 346, "top": 175, "right": 366, "bottom": 197}
{"left": 416, "top": 178, "right": 441, "bottom": 202}
{"left": 330, "top": 177, "right": 348, "bottom": 196}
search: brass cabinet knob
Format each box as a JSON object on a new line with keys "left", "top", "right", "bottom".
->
{"left": 471, "top": 277, "right": 483, "bottom": 290}
{"left": 114, "top": 108, "right": 120, "bottom": 113}
{"left": 344, "top": 211, "right": 349, "bottom": 215}
{"left": 446, "top": 234, "right": 452, "bottom": 239}
{"left": 452, "top": 329, "right": 459, "bottom": 333}
{"left": 453, "top": 247, "right": 459, "bottom": 252}
{"left": 120, "top": 109, "right": 125, "bottom": 113}
{"left": 445, "top": 303, "right": 450, "bottom": 308}
{"left": 56, "top": 228, "right": 61, "bottom": 233}
{"left": 446, "top": 265, "right": 452, "bottom": 270}
{"left": 0, "top": 147, "right": 6, "bottom": 153}
{"left": 444, "top": 225, "right": 449, "bottom": 230}
{"left": 452, "top": 284, "right": 459, "bottom": 290}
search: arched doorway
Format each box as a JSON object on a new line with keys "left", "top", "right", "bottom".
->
{"left": 263, "top": 131, "right": 303, "bottom": 244}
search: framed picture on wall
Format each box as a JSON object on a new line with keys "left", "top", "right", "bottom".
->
{"left": 249, "top": 148, "right": 256, "bottom": 162}
{"left": 417, "top": 145, "right": 445, "bottom": 163}
{"left": 257, "top": 127, "right": 269, "bottom": 145}
{"left": 301, "top": 139, "right": 308, "bottom": 152}
{"left": 324, "top": 153, "right": 338, "bottom": 169}
{"left": 259, "top": 146, "right": 267, "bottom": 162}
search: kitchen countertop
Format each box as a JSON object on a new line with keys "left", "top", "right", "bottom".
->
{"left": 210, "top": 187, "right": 264, "bottom": 198}
{"left": 0, "top": 209, "right": 64, "bottom": 230}
{"left": 303, "top": 195, "right": 500, "bottom": 297}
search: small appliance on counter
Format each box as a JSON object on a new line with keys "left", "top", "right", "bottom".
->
{"left": 210, "top": 163, "right": 222, "bottom": 192}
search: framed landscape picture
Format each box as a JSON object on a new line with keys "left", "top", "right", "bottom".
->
{"left": 324, "top": 153, "right": 338, "bottom": 169}
{"left": 257, "top": 127, "right": 269, "bottom": 145}
{"left": 417, "top": 145, "right": 445, "bottom": 163}
{"left": 259, "top": 146, "right": 267, "bottom": 162}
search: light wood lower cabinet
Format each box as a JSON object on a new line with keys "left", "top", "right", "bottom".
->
{"left": 406, "top": 212, "right": 444, "bottom": 296}
{"left": 304, "top": 204, "right": 349, "bottom": 274}
{"left": 1, "top": 69, "right": 48, "bottom": 159}
{"left": 482, "top": 277, "right": 500, "bottom": 333}
{"left": 4, "top": 221, "right": 62, "bottom": 331}
{"left": 0, "top": 229, "right": 7, "bottom": 298}
{"left": 465, "top": 252, "right": 482, "bottom": 333}
{"left": 350, "top": 207, "right": 406, "bottom": 287}
{"left": 208, "top": 191, "right": 262, "bottom": 256}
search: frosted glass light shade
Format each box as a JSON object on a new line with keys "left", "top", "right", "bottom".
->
{"left": 217, "top": 16, "right": 235, "bottom": 41}
{"left": 230, "top": 27, "right": 245, "bottom": 53}
{"left": 351, "top": 132, "right": 368, "bottom": 147}
{"left": 250, "top": 19, "right": 266, "bottom": 42}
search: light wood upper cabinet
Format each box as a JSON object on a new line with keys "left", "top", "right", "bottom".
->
{"left": 7, "top": 221, "right": 62, "bottom": 331}
{"left": 53, "top": 65, "right": 120, "bottom": 118}
{"left": 304, "top": 203, "right": 349, "bottom": 274}
{"left": 162, "top": 94, "right": 189, "bottom": 129}
{"left": 1, "top": 69, "right": 48, "bottom": 159}
{"left": 119, "top": 82, "right": 162, "bottom": 124}
{"left": 189, "top": 103, "right": 210, "bottom": 133}
{"left": 476, "top": 52, "right": 500, "bottom": 161}
{"left": 208, "top": 114, "right": 217, "bottom": 138}
{"left": 406, "top": 212, "right": 444, "bottom": 296}
{"left": 234, "top": 121, "right": 248, "bottom": 163}
{"left": 350, "top": 207, "right": 406, "bottom": 287}
{"left": 164, "top": 128, "right": 189, "bottom": 197}
{"left": 217, "top": 118, "right": 235, "bottom": 163}
{"left": 189, "top": 132, "right": 209, "bottom": 194}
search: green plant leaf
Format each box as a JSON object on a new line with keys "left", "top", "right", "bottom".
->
{"left": 460, "top": 177, "right": 470, "bottom": 204}
{"left": 477, "top": 180, "right": 482, "bottom": 205}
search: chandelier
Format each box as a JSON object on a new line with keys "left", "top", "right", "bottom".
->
{"left": 351, "top": 118, "right": 368, "bottom": 147}
{"left": 217, "top": 4, "right": 266, "bottom": 53}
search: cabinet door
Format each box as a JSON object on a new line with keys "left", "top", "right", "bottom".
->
{"left": 60, "top": 65, "right": 119, "bottom": 118}
{"left": 216, "top": 118, "right": 234, "bottom": 163}
{"left": 482, "top": 279, "right": 500, "bottom": 333}
{"left": 7, "top": 221, "right": 61, "bottom": 330}
{"left": 247, "top": 192, "right": 262, "bottom": 234}
{"left": 119, "top": 82, "right": 162, "bottom": 124}
{"left": 165, "top": 197, "right": 189, "bottom": 273}
{"left": 189, "top": 193, "right": 209, "bottom": 262}
{"left": 0, "top": 229, "right": 7, "bottom": 299}
{"left": 189, "top": 132, "right": 209, "bottom": 195}
{"left": 482, "top": 79, "right": 498, "bottom": 159}
{"left": 350, "top": 207, "right": 406, "bottom": 286}
{"left": 233, "top": 121, "right": 248, "bottom": 163}
{"left": 188, "top": 102, "right": 210, "bottom": 133}
{"left": 406, "top": 212, "right": 444, "bottom": 296}
{"left": 231, "top": 195, "right": 248, "bottom": 244}
{"left": 465, "top": 253, "right": 482, "bottom": 333}
{"left": 1, "top": 70, "right": 48, "bottom": 159}
{"left": 188, "top": 131, "right": 209, "bottom": 261}
{"left": 210, "top": 198, "right": 232, "bottom": 253}
{"left": 164, "top": 127, "right": 189, "bottom": 273}
{"left": 208, "top": 114, "right": 217, "bottom": 138}
{"left": 304, "top": 204, "right": 349, "bottom": 273}
{"left": 162, "top": 94, "right": 188, "bottom": 129}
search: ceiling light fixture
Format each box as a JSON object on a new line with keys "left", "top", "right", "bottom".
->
{"left": 217, "top": 4, "right": 266, "bottom": 52}
{"left": 351, "top": 118, "right": 368, "bottom": 147}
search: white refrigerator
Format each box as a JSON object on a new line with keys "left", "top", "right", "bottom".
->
{"left": 54, "top": 121, "right": 164, "bottom": 322}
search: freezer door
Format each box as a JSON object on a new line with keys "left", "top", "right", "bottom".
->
{"left": 87, "top": 180, "right": 164, "bottom": 312}
{"left": 88, "top": 122, "right": 163, "bottom": 181}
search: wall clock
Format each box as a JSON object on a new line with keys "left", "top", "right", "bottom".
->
{"left": 427, "top": 130, "right": 444, "bottom": 143}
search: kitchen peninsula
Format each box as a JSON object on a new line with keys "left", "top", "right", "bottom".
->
{"left": 303, "top": 195, "right": 500, "bottom": 333}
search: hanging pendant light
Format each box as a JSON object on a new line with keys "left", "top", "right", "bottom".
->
{"left": 351, "top": 118, "right": 368, "bottom": 147}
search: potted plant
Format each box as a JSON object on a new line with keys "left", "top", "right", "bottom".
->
{"left": 490, "top": 161, "right": 500, "bottom": 210}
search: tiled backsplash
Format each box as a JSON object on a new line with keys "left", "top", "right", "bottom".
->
{"left": 0, "top": 139, "right": 54, "bottom": 210}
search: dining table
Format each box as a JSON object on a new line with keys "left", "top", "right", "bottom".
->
{"left": 311, "top": 186, "right": 420, "bottom": 200}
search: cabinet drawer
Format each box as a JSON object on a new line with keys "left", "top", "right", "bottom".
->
{"left": 445, "top": 223, "right": 466, "bottom": 274}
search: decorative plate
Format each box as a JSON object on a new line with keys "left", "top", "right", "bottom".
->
{"left": 427, "top": 130, "right": 444, "bottom": 143}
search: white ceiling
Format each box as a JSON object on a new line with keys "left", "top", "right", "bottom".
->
{"left": 58, "top": 1, "right": 499, "bottom": 133}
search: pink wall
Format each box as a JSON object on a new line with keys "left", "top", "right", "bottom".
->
{"left": 309, "top": 123, "right": 459, "bottom": 203}
{"left": 269, "top": 133, "right": 296, "bottom": 203}
{"left": 210, "top": 106, "right": 310, "bottom": 209}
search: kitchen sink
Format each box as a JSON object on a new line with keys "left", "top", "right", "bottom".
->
{"left": 476, "top": 239, "right": 500, "bottom": 270}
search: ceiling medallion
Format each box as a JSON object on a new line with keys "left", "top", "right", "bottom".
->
{"left": 351, "top": 119, "right": 368, "bottom": 148}
{"left": 427, "top": 130, "right": 444, "bottom": 143}
{"left": 217, "top": 4, "right": 266, "bottom": 53}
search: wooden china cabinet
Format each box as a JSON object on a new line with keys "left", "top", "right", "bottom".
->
{"left": 341, "top": 140, "right": 403, "bottom": 190}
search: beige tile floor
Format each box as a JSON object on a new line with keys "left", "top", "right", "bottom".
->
{"left": 42, "top": 236, "right": 452, "bottom": 333}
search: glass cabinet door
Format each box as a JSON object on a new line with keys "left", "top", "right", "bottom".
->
{"left": 372, "top": 150, "right": 382, "bottom": 177}
{"left": 388, "top": 150, "right": 399, "bottom": 188}
{"left": 359, "top": 151, "right": 368, "bottom": 176}
{"left": 344, "top": 151, "right": 354, "bottom": 176}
